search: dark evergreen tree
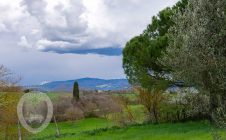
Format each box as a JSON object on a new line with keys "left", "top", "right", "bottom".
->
{"left": 73, "top": 81, "right": 79, "bottom": 100}
{"left": 122, "top": 0, "right": 188, "bottom": 90}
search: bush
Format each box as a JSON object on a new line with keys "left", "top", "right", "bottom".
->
{"left": 184, "top": 93, "right": 210, "bottom": 120}
{"left": 64, "top": 106, "right": 84, "bottom": 121}
{"left": 0, "top": 93, "right": 29, "bottom": 139}
{"left": 162, "top": 91, "right": 210, "bottom": 122}
{"left": 53, "top": 94, "right": 121, "bottom": 122}
{"left": 132, "top": 88, "right": 210, "bottom": 123}
{"left": 136, "top": 88, "right": 167, "bottom": 123}
{"left": 111, "top": 96, "right": 135, "bottom": 126}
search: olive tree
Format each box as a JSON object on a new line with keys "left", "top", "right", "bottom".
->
{"left": 0, "top": 65, "right": 10, "bottom": 87}
{"left": 161, "top": 0, "right": 226, "bottom": 118}
{"left": 0, "top": 65, "right": 21, "bottom": 92}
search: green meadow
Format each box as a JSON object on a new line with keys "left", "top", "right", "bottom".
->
{"left": 30, "top": 119, "right": 215, "bottom": 140}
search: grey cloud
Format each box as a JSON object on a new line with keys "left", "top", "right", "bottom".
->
{"left": 21, "top": 0, "right": 107, "bottom": 55}
{"left": 18, "top": 0, "right": 178, "bottom": 56}
{"left": 21, "top": 0, "right": 47, "bottom": 17}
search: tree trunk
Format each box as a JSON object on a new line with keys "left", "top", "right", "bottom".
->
{"left": 5, "top": 124, "right": 8, "bottom": 140}
{"left": 54, "top": 116, "right": 60, "bottom": 137}
{"left": 209, "top": 91, "right": 220, "bottom": 123}
{"left": 152, "top": 105, "right": 159, "bottom": 124}
{"left": 17, "top": 120, "right": 22, "bottom": 140}
{"left": 221, "top": 92, "right": 226, "bottom": 110}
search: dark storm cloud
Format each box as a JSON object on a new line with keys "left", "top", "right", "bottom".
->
{"left": 40, "top": 46, "right": 122, "bottom": 56}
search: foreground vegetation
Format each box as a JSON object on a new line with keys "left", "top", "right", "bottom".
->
{"left": 31, "top": 118, "right": 214, "bottom": 140}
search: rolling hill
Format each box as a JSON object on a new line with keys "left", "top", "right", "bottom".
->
{"left": 25, "top": 78, "right": 131, "bottom": 92}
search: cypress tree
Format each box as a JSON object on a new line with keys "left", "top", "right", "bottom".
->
{"left": 73, "top": 81, "right": 79, "bottom": 100}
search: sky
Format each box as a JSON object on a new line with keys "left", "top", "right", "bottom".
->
{"left": 0, "top": 0, "right": 178, "bottom": 85}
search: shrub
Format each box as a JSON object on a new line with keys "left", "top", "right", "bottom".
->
{"left": 0, "top": 93, "right": 29, "bottom": 139}
{"left": 111, "top": 96, "right": 135, "bottom": 126}
{"left": 53, "top": 96, "right": 73, "bottom": 121}
{"left": 80, "top": 94, "right": 121, "bottom": 118}
{"left": 136, "top": 88, "right": 166, "bottom": 123}
{"left": 184, "top": 93, "right": 210, "bottom": 120}
{"left": 133, "top": 88, "right": 210, "bottom": 123}
{"left": 53, "top": 94, "right": 121, "bottom": 122}
{"left": 163, "top": 91, "right": 210, "bottom": 122}
{"left": 64, "top": 106, "right": 84, "bottom": 121}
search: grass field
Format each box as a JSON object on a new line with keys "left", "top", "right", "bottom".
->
{"left": 30, "top": 118, "right": 216, "bottom": 140}
{"left": 30, "top": 118, "right": 114, "bottom": 140}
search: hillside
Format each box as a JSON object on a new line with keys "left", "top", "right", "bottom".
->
{"left": 25, "top": 78, "right": 131, "bottom": 92}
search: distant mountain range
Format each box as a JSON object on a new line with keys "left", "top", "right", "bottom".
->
{"left": 24, "top": 78, "right": 131, "bottom": 92}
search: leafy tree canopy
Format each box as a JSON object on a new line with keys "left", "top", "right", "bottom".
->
{"left": 123, "top": 0, "right": 188, "bottom": 90}
{"left": 160, "top": 0, "right": 226, "bottom": 114}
